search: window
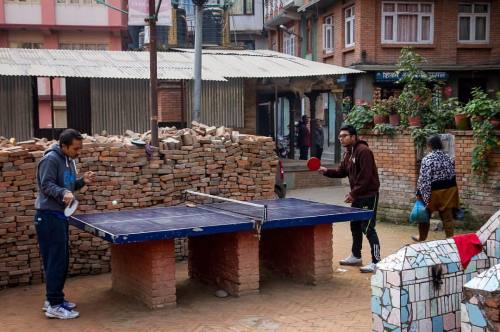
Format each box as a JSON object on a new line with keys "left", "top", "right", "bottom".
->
{"left": 9, "top": 42, "right": 42, "bottom": 49}
{"left": 345, "top": 6, "right": 355, "bottom": 48}
{"left": 458, "top": 3, "right": 489, "bottom": 42}
{"left": 230, "top": 0, "right": 254, "bottom": 15}
{"left": 381, "top": 2, "right": 433, "bottom": 44}
{"left": 56, "top": 0, "right": 95, "bottom": 4}
{"left": 59, "top": 43, "right": 108, "bottom": 50}
{"left": 323, "top": 16, "right": 334, "bottom": 53}
{"left": 283, "top": 29, "right": 296, "bottom": 56}
{"left": 5, "top": 0, "right": 40, "bottom": 3}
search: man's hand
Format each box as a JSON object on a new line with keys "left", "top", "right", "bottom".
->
{"left": 63, "top": 191, "right": 75, "bottom": 205}
{"left": 318, "top": 166, "right": 328, "bottom": 175}
{"left": 344, "top": 193, "right": 353, "bottom": 203}
{"left": 83, "top": 171, "right": 96, "bottom": 185}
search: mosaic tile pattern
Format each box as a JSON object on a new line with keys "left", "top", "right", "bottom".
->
{"left": 461, "top": 264, "right": 500, "bottom": 332}
{"left": 477, "top": 210, "right": 500, "bottom": 268}
{"left": 372, "top": 211, "right": 500, "bottom": 332}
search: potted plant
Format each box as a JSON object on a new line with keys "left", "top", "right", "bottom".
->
{"left": 491, "top": 92, "right": 500, "bottom": 130}
{"left": 371, "top": 100, "right": 390, "bottom": 124}
{"left": 453, "top": 105, "right": 470, "bottom": 130}
{"left": 344, "top": 103, "right": 374, "bottom": 132}
{"left": 464, "top": 88, "right": 494, "bottom": 123}
{"left": 386, "top": 96, "right": 401, "bottom": 126}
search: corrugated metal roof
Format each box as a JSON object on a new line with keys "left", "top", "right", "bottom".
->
{"left": 0, "top": 48, "right": 362, "bottom": 81}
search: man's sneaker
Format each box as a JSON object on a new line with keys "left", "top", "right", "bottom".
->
{"left": 360, "top": 262, "right": 377, "bottom": 273}
{"left": 339, "top": 254, "right": 362, "bottom": 266}
{"left": 42, "top": 300, "right": 76, "bottom": 311}
{"left": 45, "top": 304, "right": 79, "bottom": 319}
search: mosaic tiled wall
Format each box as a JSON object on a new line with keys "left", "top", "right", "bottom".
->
{"left": 461, "top": 264, "right": 500, "bottom": 332}
{"left": 372, "top": 211, "right": 500, "bottom": 331}
{"left": 372, "top": 241, "right": 488, "bottom": 331}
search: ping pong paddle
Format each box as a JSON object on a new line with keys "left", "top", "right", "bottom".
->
{"left": 307, "top": 157, "right": 321, "bottom": 171}
{"left": 64, "top": 199, "right": 79, "bottom": 217}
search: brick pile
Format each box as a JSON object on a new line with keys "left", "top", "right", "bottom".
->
{"left": 0, "top": 123, "right": 277, "bottom": 288}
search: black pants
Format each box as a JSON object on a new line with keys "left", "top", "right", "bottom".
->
{"left": 299, "top": 146, "right": 309, "bottom": 160}
{"left": 35, "top": 210, "right": 69, "bottom": 306}
{"left": 314, "top": 147, "right": 323, "bottom": 160}
{"left": 351, "top": 194, "right": 381, "bottom": 264}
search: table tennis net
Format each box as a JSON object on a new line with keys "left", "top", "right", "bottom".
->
{"left": 184, "top": 191, "right": 267, "bottom": 221}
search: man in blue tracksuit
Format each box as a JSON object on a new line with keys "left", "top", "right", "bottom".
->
{"left": 35, "top": 129, "right": 95, "bottom": 319}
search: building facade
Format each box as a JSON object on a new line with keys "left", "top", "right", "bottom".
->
{"left": 0, "top": 0, "right": 127, "bottom": 138}
{"left": 265, "top": 0, "right": 500, "bottom": 104}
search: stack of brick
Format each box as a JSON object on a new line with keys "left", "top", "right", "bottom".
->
{"left": 0, "top": 123, "right": 277, "bottom": 288}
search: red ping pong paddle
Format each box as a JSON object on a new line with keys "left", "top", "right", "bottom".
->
{"left": 307, "top": 157, "right": 321, "bottom": 171}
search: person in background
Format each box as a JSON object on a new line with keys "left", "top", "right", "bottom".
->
{"left": 413, "top": 135, "right": 459, "bottom": 242}
{"left": 318, "top": 125, "right": 381, "bottom": 273}
{"left": 34, "top": 129, "right": 95, "bottom": 319}
{"left": 297, "top": 115, "right": 311, "bottom": 160}
{"left": 313, "top": 118, "right": 324, "bottom": 160}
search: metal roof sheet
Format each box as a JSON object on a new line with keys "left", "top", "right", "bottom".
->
{"left": 0, "top": 48, "right": 362, "bottom": 81}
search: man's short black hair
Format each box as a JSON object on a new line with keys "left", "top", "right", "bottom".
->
{"left": 59, "top": 128, "right": 83, "bottom": 147}
{"left": 340, "top": 124, "right": 357, "bottom": 137}
{"left": 427, "top": 135, "right": 443, "bottom": 150}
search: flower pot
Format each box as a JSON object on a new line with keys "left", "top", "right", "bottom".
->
{"left": 389, "top": 114, "right": 401, "bottom": 126}
{"left": 409, "top": 116, "right": 422, "bottom": 127}
{"left": 373, "top": 114, "right": 389, "bottom": 124}
{"left": 454, "top": 113, "right": 470, "bottom": 130}
{"left": 490, "top": 118, "right": 500, "bottom": 130}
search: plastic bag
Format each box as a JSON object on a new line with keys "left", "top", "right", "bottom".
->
{"left": 410, "top": 199, "right": 430, "bottom": 224}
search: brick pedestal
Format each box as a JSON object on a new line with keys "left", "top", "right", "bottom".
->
{"left": 188, "top": 231, "right": 259, "bottom": 296}
{"left": 260, "top": 224, "right": 333, "bottom": 284}
{"left": 111, "top": 240, "right": 176, "bottom": 309}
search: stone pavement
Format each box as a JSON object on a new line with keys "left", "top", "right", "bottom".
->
{"left": 0, "top": 186, "right": 460, "bottom": 332}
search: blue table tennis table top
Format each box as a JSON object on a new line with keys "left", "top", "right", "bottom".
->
{"left": 69, "top": 198, "right": 374, "bottom": 244}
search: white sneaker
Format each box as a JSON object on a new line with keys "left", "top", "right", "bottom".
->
{"left": 339, "top": 254, "right": 362, "bottom": 266}
{"left": 45, "top": 304, "right": 79, "bottom": 319}
{"left": 360, "top": 262, "right": 377, "bottom": 273}
{"left": 42, "top": 300, "right": 76, "bottom": 311}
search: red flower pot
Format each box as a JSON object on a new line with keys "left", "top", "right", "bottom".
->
{"left": 409, "top": 116, "right": 422, "bottom": 127}
{"left": 454, "top": 113, "right": 470, "bottom": 130}
{"left": 374, "top": 114, "right": 389, "bottom": 124}
{"left": 389, "top": 114, "right": 401, "bottom": 126}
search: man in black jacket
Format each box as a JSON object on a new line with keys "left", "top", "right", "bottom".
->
{"left": 318, "top": 125, "right": 381, "bottom": 273}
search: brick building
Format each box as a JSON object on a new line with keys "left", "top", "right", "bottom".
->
{"left": 0, "top": 0, "right": 127, "bottom": 138}
{"left": 265, "top": 0, "right": 500, "bottom": 104}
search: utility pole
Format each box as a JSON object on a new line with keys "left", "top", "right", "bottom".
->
{"left": 192, "top": 0, "right": 207, "bottom": 123}
{"left": 96, "top": 0, "right": 162, "bottom": 146}
{"left": 147, "top": 0, "right": 159, "bottom": 146}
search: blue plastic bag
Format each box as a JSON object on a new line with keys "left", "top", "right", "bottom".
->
{"left": 409, "top": 199, "right": 430, "bottom": 224}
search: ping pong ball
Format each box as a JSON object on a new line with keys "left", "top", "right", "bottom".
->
{"left": 112, "top": 200, "right": 118, "bottom": 205}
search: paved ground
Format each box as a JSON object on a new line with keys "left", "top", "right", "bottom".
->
{"left": 0, "top": 186, "right": 457, "bottom": 332}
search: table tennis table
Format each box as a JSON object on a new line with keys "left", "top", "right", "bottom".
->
{"left": 69, "top": 194, "right": 373, "bottom": 309}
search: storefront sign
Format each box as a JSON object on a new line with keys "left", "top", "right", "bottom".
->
{"left": 375, "top": 71, "right": 449, "bottom": 82}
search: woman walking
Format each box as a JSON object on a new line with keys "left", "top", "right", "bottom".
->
{"left": 412, "top": 135, "right": 459, "bottom": 242}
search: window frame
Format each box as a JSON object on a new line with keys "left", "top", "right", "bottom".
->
{"left": 323, "top": 15, "right": 334, "bottom": 54}
{"left": 381, "top": 1, "right": 434, "bottom": 44}
{"left": 230, "top": 0, "right": 255, "bottom": 16}
{"left": 457, "top": 3, "right": 490, "bottom": 43}
{"left": 283, "top": 28, "right": 296, "bottom": 56}
{"left": 344, "top": 6, "right": 355, "bottom": 48}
